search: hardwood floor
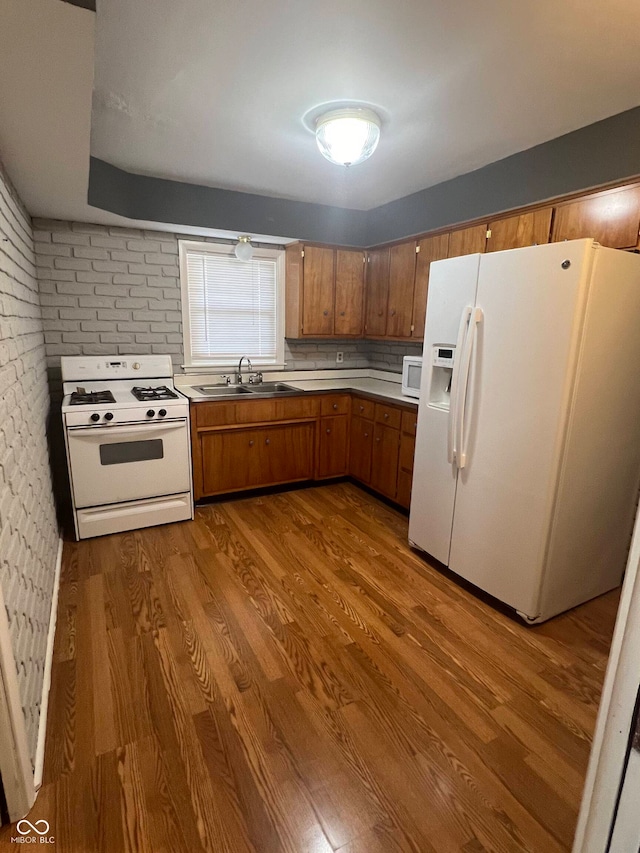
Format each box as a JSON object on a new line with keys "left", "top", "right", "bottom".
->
{"left": 0, "top": 483, "right": 619, "bottom": 852}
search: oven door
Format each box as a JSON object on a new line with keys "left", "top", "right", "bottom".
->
{"left": 66, "top": 419, "right": 191, "bottom": 508}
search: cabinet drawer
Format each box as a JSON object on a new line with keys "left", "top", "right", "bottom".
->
{"left": 401, "top": 409, "right": 418, "bottom": 436}
{"left": 195, "top": 402, "right": 236, "bottom": 428}
{"left": 352, "top": 396, "right": 375, "bottom": 420}
{"left": 196, "top": 395, "right": 318, "bottom": 428}
{"left": 321, "top": 394, "right": 350, "bottom": 416}
{"left": 375, "top": 402, "right": 401, "bottom": 430}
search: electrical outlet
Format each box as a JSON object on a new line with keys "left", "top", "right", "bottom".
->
{"left": 336, "top": 351, "right": 344, "bottom": 364}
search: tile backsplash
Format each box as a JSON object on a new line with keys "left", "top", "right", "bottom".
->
{"left": 33, "top": 219, "right": 422, "bottom": 395}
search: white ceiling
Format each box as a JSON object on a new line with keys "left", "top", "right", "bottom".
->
{"left": 91, "top": 0, "right": 640, "bottom": 210}
{"left": 2, "top": 0, "right": 640, "bottom": 231}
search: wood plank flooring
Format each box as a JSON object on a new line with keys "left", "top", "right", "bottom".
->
{"left": 0, "top": 483, "right": 620, "bottom": 852}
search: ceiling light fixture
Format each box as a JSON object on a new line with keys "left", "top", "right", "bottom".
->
{"left": 315, "top": 107, "right": 381, "bottom": 167}
{"left": 234, "top": 235, "right": 253, "bottom": 261}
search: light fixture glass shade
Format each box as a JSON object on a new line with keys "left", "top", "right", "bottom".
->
{"left": 315, "top": 108, "right": 381, "bottom": 167}
{"left": 234, "top": 235, "right": 254, "bottom": 261}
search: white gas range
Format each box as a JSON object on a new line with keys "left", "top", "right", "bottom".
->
{"left": 61, "top": 355, "right": 193, "bottom": 540}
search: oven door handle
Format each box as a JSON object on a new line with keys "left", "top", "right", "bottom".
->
{"left": 68, "top": 421, "right": 187, "bottom": 437}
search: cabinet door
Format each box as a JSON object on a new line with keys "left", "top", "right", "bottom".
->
{"left": 486, "top": 208, "right": 552, "bottom": 253}
{"left": 260, "top": 423, "right": 315, "bottom": 484}
{"left": 349, "top": 416, "right": 373, "bottom": 484}
{"left": 201, "top": 429, "right": 263, "bottom": 494}
{"left": 317, "top": 416, "right": 348, "bottom": 478}
{"left": 364, "top": 248, "right": 390, "bottom": 336}
{"left": 386, "top": 241, "right": 417, "bottom": 338}
{"left": 371, "top": 422, "right": 400, "bottom": 499}
{"left": 552, "top": 185, "right": 640, "bottom": 249}
{"left": 302, "top": 246, "right": 335, "bottom": 335}
{"left": 448, "top": 224, "right": 487, "bottom": 257}
{"left": 412, "top": 233, "right": 450, "bottom": 340}
{"left": 335, "top": 250, "right": 365, "bottom": 336}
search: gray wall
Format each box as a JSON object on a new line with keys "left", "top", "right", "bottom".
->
{"left": 34, "top": 219, "right": 417, "bottom": 392}
{"left": 89, "top": 105, "right": 640, "bottom": 247}
{"left": 0, "top": 161, "right": 59, "bottom": 764}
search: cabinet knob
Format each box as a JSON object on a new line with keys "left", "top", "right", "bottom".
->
{"left": 390, "top": 309, "right": 396, "bottom": 316}
{"left": 332, "top": 403, "right": 338, "bottom": 410}
{"left": 378, "top": 310, "right": 383, "bottom": 316}
{"left": 384, "top": 412, "right": 389, "bottom": 419}
{"left": 323, "top": 310, "right": 329, "bottom": 316}
{"left": 326, "top": 428, "right": 331, "bottom": 434}
{"left": 340, "top": 311, "right": 345, "bottom": 316}
{"left": 376, "top": 437, "right": 381, "bottom": 443}
{"left": 249, "top": 440, "right": 254, "bottom": 447}
{"left": 364, "top": 432, "right": 369, "bottom": 438}
{"left": 265, "top": 438, "right": 270, "bottom": 445}
{"left": 359, "top": 405, "right": 364, "bottom": 412}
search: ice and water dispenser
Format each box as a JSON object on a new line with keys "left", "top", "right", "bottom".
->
{"left": 428, "top": 345, "right": 455, "bottom": 409}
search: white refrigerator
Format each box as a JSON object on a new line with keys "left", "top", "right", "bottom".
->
{"left": 408, "top": 238, "right": 640, "bottom": 623}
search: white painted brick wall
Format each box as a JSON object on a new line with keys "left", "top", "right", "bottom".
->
{"left": 0, "top": 163, "right": 59, "bottom": 766}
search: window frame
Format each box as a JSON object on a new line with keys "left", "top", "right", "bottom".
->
{"left": 179, "top": 239, "right": 286, "bottom": 371}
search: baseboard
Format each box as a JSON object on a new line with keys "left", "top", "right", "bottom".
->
{"left": 33, "top": 537, "right": 63, "bottom": 791}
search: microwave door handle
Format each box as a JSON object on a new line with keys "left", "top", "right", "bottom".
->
{"left": 457, "top": 307, "right": 483, "bottom": 470}
{"left": 448, "top": 306, "right": 472, "bottom": 464}
{"left": 69, "top": 421, "right": 186, "bottom": 437}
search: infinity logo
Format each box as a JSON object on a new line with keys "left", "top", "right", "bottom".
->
{"left": 16, "top": 819, "right": 50, "bottom": 836}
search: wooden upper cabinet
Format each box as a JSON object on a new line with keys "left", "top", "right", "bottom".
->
{"left": 552, "top": 185, "right": 640, "bottom": 249}
{"left": 334, "top": 249, "right": 365, "bottom": 336}
{"left": 412, "top": 233, "right": 450, "bottom": 340}
{"left": 448, "top": 224, "right": 487, "bottom": 257}
{"left": 302, "top": 246, "right": 334, "bottom": 336}
{"left": 386, "top": 241, "right": 417, "bottom": 338}
{"left": 486, "top": 208, "right": 552, "bottom": 253}
{"left": 364, "top": 248, "right": 390, "bottom": 336}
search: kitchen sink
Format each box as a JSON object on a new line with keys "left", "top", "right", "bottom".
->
{"left": 246, "top": 382, "right": 299, "bottom": 394}
{"left": 194, "top": 385, "right": 252, "bottom": 395}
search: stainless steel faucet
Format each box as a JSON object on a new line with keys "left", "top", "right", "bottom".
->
{"left": 237, "top": 356, "right": 253, "bottom": 384}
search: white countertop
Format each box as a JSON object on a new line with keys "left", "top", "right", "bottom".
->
{"left": 176, "top": 368, "right": 419, "bottom": 407}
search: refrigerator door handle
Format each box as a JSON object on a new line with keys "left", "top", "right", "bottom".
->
{"left": 448, "top": 306, "right": 473, "bottom": 464}
{"left": 458, "top": 307, "right": 483, "bottom": 470}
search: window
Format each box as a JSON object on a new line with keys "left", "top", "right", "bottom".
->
{"left": 179, "top": 240, "right": 285, "bottom": 369}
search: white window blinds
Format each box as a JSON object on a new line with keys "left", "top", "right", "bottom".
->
{"left": 180, "top": 243, "right": 283, "bottom": 368}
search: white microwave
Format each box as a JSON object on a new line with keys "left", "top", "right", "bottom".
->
{"left": 402, "top": 355, "right": 423, "bottom": 398}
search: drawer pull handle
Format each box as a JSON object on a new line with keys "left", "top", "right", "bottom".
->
{"left": 249, "top": 440, "right": 254, "bottom": 447}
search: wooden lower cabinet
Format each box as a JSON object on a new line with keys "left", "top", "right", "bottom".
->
{"left": 201, "top": 423, "right": 314, "bottom": 496}
{"left": 193, "top": 393, "right": 417, "bottom": 506}
{"left": 318, "top": 415, "right": 348, "bottom": 478}
{"left": 397, "top": 410, "right": 418, "bottom": 509}
{"left": 371, "top": 422, "right": 400, "bottom": 500}
{"left": 349, "top": 416, "right": 374, "bottom": 484}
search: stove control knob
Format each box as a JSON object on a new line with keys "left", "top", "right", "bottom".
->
{"left": 90, "top": 413, "right": 100, "bottom": 422}
{"left": 104, "top": 412, "right": 114, "bottom": 421}
{"left": 158, "top": 409, "right": 167, "bottom": 417}
{"left": 147, "top": 409, "right": 155, "bottom": 418}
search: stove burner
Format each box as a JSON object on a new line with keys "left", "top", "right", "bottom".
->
{"left": 131, "top": 385, "right": 179, "bottom": 402}
{"left": 69, "top": 389, "right": 116, "bottom": 406}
